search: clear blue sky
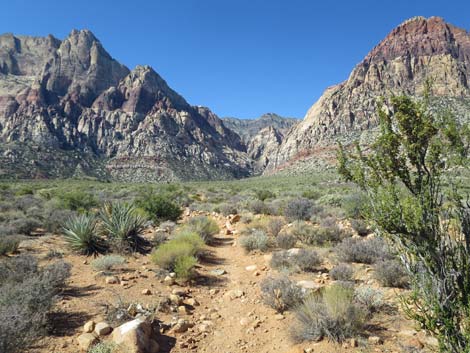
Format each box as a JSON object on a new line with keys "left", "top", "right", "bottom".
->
{"left": 1, "top": 0, "right": 469, "bottom": 118}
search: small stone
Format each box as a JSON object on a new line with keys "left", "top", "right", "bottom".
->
{"left": 186, "top": 298, "right": 199, "bottom": 306}
{"left": 240, "top": 318, "right": 250, "bottom": 326}
{"left": 169, "top": 294, "right": 182, "bottom": 305}
{"left": 173, "top": 319, "right": 192, "bottom": 333}
{"left": 274, "top": 314, "right": 285, "bottom": 320}
{"left": 141, "top": 288, "right": 151, "bottom": 295}
{"left": 178, "top": 306, "right": 189, "bottom": 314}
{"left": 95, "top": 322, "right": 112, "bottom": 336}
{"left": 209, "top": 289, "right": 219, "bottom": 295}
{"left": 83, "top": 320, "right": 95, "bottom": 333}
{"left": 368, "top": 336, "right": 383, "bottom": 345}
{"left": 405, "top": 338, "right": 424, "bottom": 349}
{"left": 297, "top": 280, "right": 321, "bottom": 290}
{"left": 105, "top": 276, "right": 119, "bottom": 284}
{"left": 350, "top": 338, "right": 358, "bottom": 347}
{"left": 211, "top": 269, "right": 226, "bottom": 276}
{"left": 245, "top": 265, "right": 257, "bottom": 271}
{"left": 164, "top": 276, "right": 175, "bottom": 285}
{"left": 169, "top": 272, "right": 176, "bottom": 278}
{"left": 77, "top": 333, "right": 98, "bottom": 351}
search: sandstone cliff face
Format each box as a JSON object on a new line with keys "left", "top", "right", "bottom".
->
{"left": 0, "top": 30, "right": 250, "bottom": 181}
{"left": 266, "top": 16, "right": 470, "bottom": 173}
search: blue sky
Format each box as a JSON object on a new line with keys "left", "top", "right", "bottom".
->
{"left": 1, "top": 0, "right": 469, "bottom": 118}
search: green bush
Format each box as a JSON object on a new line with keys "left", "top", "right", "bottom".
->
{"left": 151, "top": 231, "right": 204, "bottom": 276}
{"left": 185, "top": 216, "right": 219, "bottom": 244}
{"left": 294, "top": 249, "right": 322, "bottom": 272}
{"left": 291, "top": 284, "right": 365, "bottom": 343}
{"left": 135, "top": 193, "right": 182, "bottom": 223}
{"left": 91, "top": 255, "right": 126, "bottom": 271}
{"left": 284, "top": 198, "right": 313, "bottom": 221}
{"left": 330, "top": 263, "right": 354, "bottom": 282}
{"left": 255, "top": 189, "right": 276, "bottom": 201}
{"left": 0, "top": 235, "right": 22, "bottom": 255}
{"left": 354, "top": 286, "right": 384, "bottom": 315}
{"left": 99, "top": 202, "right": 146, "bottom": 252}
{"left": 336, "top": 237, "right": 390, "bottom": 264}
{"left": 174, "top": 255, "right": 197, "bottom": 280}
{"left": 63, "top": 214, "right": 104, "bottom": 255}
{"left": 58, "top": 191, "right": 98, "bottom": 211}
{"left": 266, "top": 217, "right": 285, "bottom": 237}
{"left": 276, "top": 232, "right": 297, "bottom": 249}
{"left": 88, "top": 342, "right": 118, "bottom": 353}
{"left": 9, "top": 217, "right": 41, "bottom": 236}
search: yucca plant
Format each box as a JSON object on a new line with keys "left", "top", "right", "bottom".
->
{"left": 99, "top": 202, "right": 146, "bottom": 252}
{"left": 63, "top": 214, "right": 104, "bottom": 255}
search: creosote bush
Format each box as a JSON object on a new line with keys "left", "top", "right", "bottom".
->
{"left": 0, "top": 255, "right": 70, "bottom": 353}
{"left": 374, "top": 260, "right": 409, "bottom": 288}
{"left": 135, "top": 193, "right": 182, "bottom": 224}
{"left": 266, "top": 217, "right": 285, "bottom": 237}
{"left": 291, "top": 284, "right": 365, "bottom": 343}
{"left": 260, "top": 276, "right": 304, "bottom": 313}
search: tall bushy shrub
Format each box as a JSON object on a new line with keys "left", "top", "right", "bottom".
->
{"left": 338, "top": 90, "right": 470, "bottom": 352}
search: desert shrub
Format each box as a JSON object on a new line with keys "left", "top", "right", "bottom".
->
{"left": 0, "top": 255, "right": 70, "bottom": 353}
{"left": 289, "top": 221, "right": 317, "bottom": 244}
{"left": 336, "top": 237, "right": 390, "bottom": 264}
{"left": 219, "top": 203, "right": 238, "bottom": 216}
{"left": 284, "top": 198, "right": 313, "bottom": 221}
{"left": 9, "top": 217, "right": 41, "bottom": 235}
{"left": 294, "top": 249, "right": 322, "bottom": 272}
{"left": 270, "top": 250, "right": 293, "bottom": 271}
{"left": 249, "top": 200, "right": 271, "bottom": 215}
{"left": 58, "top": 191, "right": 98, "bottom": 211}
{"left": 350, "top": 219, "right": 370, "bottom": 236}
{"left": 342, "top": 192, "right": 368, "bottom": 219}
{"left": 330, "top": 263, "right": 354, "bottom": 282}
{"left": 63, "top": 214, "right": 104, "bottom": 255}
{"left": 152, "top": 231, "right": 167, "bottom": 247}
{"left": 374, "top": 260, "right": 409, "bottom": 288}
{"left": 185, "top": 216, "right": 219, "bottom": 244}
{"left": 276, "top": 232, "right": 297, "bottom": 249}
{"left": 337, "top": 93, "right": 470, "bottom": 352}
{"left": 255, "top": 189, "right": 276, "bottom": 201}
{"left": 291, "top": 284, "right": 365, "bottom": 343}
{"left": 354, "top": 286, "right": 384, "bottom": 315}
{"left": 302, "top": 190, "right": 321, "bottom": 200}
{"left": 0, "top": 235, "right": 22, "bottom": 255}
{"left": 260, "top": 276, "right": 304, "bottom": 313}
{"left": 14, "top": 185, "right": 34, "bottom": 196}
{"left": 88, "top": 342, "right": 118, "bottom": 353}
{"left": 266, "top": 217, "right": 285, "bottom": 237}
{"left": 135, "top": 193, "right": 182, "bottom": 223}
{"left": 239, "top": 229, "right": 271, "bottom": 252}
{"left": 91, "top": 255, "right": 126, "bottom": 272}
{"left": 99, "top": 202, "right": 146, "bottom": 252}
{"left": 174, "top": 255, "right": 197, "bottom": 280}
{"left": 151, "top": 231, "right": 204, "bottom": 275}
{"left": 13, "top": 195, "right": 42, "bottom": 212}
{"left": 44, "top": 208, "right": 77, "bottom": 233}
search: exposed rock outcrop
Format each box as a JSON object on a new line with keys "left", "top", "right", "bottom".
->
{"left": 266, "top": 16, "right": 470, "bottom": 173}
{"left": 0, "top": 30, "right": 250, "bottom": 181}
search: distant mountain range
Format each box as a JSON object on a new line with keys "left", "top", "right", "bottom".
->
{"left": 0, "top": 16, "right": 469, "bottom": 181}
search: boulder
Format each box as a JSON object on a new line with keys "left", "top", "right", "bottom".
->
{"left": 95, "top": 322, "right": 112, "bottom": 336}
{"left": 112, "top": 318, "right": 158, "bottom": 353}
{"left": 77, "top": 333, "right": 98, "bottom": 351}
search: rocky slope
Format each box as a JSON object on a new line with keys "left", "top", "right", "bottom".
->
{"left": 266, "top": 16, "right": 470, "bottom": 173}
{"left": 0, "top": 30, "right": 250, "bottom": 181}
{"left": 222, "top": 113, "right": 299, "bottom": 173}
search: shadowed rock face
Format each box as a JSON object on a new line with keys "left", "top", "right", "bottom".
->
{"left": 266, "top": 16, "right": 470, "bottom": 173}
{"left": 0, "top": 30, "right": 250, "bottom": 181}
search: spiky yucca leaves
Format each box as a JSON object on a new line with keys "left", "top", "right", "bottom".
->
{"left": 63, "top": 214, "right": 104, "bottom": 255}
{"left": 99, "top": 202, "right": 146, "bottom": 252}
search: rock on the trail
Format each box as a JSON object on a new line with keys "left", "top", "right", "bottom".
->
{"left": 105, "top": 276, "right": 119, "bottom": 284}
{"left": 112, "top": 318, "right": 158, "bottom": 353}
{"left": 77, "top": 333, "right": 98, "bottom": 351}
{"left": 185, "top": 298, "right": 199, "bottom": 306}
{"left": 164, "top": 276, "right": 175, "bottom": 285}
{"left": 83, "top": 320, "right": 95, "bottom": 333}
{"left": 169, "top": 294, "right": 182, "bottom": 305}
{"left": 141, "top": 288, "right": 151, "bottom": 295}
{"left": 297, "top": 280, "right": 321, "bottom": 291}
{"left": 368, "top": 336, "right": 383, "bottom": 345}
{"left": 173, "top": 319, "right": 192, "bottom": 333}
{"left": 224, "top": 289, "right": 245, "bottom": 300}
{"left": 211, "top": 269, "right": 226, "bottom": 276}
{"left": 245, "top": 265, "right": 257, "bottom": 271}
{"left": 95, "top": 322, "right": 112, "bottom": 336}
